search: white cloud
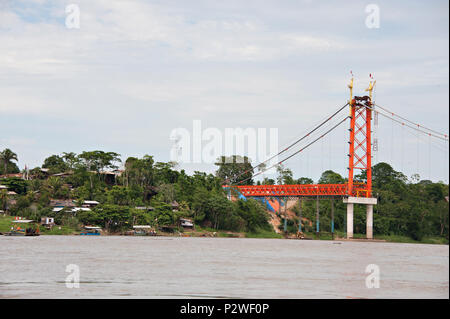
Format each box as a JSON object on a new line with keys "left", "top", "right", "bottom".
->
{"left": 0, "top": 0, "right": 448, "bottom": 181}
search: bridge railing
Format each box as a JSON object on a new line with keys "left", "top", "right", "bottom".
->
{"left": 223, "top": 183, "right": 369, "bottom": 197}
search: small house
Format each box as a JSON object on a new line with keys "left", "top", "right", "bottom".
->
{"left": 70, "top": 207, "right": 92, "bottom": 215}
{"left": 51, "top": 171, "right": 74, "bottom": 179}
{"left": 97, "top": 170, "right": 122, "bottom": 185}
{"left": 82, "top": 200, "right": 100, "bottom": 208}
{"left": 171, "top": 201, "right": 180, "bottom": 212}
{"left": 179, "top": 218, "right": 194, "bottom": 229}
{"left": 50, "top": 199, "right": 76, "bottom": 213}
{"left": 41, "top": 217, "right": 55, "bottom": 229}
{"left": 50, "top": 199, "right": 75, "bottom": 208}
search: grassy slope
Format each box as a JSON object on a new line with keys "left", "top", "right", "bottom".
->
{"left": 0, "top": 215, "right": 14, "bottom": 232}
{"left": 41, "top": 225, "right": 78, "bottom": 235}
{"left": 0, "top": 215, "right": 78, "bottom": 235}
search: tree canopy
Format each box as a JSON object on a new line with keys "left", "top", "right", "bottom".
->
{"left": 0, "top": 148, "right": 19, "bottom": 175}
{"left": 215, "top": 155, "right": 254, "bottom": 185}
{"left": 0, "top": 148, "right": 447, "bottom": 242}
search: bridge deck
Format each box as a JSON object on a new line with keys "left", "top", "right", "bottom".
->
{"left": 224, "top": 183, "right": 368, "bottom": 197}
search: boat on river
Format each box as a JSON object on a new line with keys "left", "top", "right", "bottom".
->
{"left": 4, "top": 219, "right": 40, "bottom": 236}
{"left": 79, "top": 226, "right": 102, "bottom": 236}
{"left": 124, "top": 225, "right": 157, "bottom": 236}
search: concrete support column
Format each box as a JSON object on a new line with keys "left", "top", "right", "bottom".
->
{"left": 331, "top": 198, "right": 335, "bottom": 240}
{"left": 346, "top": 203, "right": 354, "bottom": 239}
{"left": 316, "top": 195, "right": 320, "bottom": 236}
{"left": 283, "top": 198, "right": 287, "bottom": 234}
{"left": 343, "top": 197, "right": 377, "bottom": 240}
{"left": 366, "top": 204, "right": 373, "bottom": 239}
{"left": 298, "top": 198, "right": 302, "bottom": 233}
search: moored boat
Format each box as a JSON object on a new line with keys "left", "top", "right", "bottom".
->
{"left": 131, "top": 225, "right": 157, "bottom": 236}
{"left": 4, "top": 219, "right": 40, "bottom": 236}
{"left": 79, "top": 226, "right": 102, "bottom": 235}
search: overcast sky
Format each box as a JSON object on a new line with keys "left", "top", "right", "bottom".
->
{"left": 0, "top": 0, "right": 448, "bottom": 182}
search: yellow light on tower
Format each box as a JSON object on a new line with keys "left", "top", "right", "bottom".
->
{"left": 366, "top": 73, "right": 376, "bottom": 101}
{"left": 348, "top": 74, "right": 354, "bottom": 115}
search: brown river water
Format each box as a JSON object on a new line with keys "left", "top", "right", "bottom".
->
{"left": 0, "top": 236, "right": 448, "bottom": 298}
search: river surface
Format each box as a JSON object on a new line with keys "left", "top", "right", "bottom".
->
{"left": 0, "top": 236, "right": 448, "bottom": 299}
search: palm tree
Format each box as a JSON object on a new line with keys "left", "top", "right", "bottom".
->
{"left": 45, "top": 176, "right": 64, "bottom": 197}
{"left": 62, "top": 152, "right": 78, "bottom": 170}
{"left": 0, "top": 149, "right": 18, "bottom": 175}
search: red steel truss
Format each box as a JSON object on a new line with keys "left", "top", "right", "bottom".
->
{"left": 222, "top": 94, "right": 374, "bottom": 198}
{"left": 348, "top": 96, "right": 372, "bottom": 197}
{"left": 225, "top": 183, "right": 368, "bottom": 197}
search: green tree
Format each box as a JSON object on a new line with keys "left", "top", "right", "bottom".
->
{"left": 154, "top": 162, "right": 179, "bottom": 185}
{"left": 156, "top": 183, "right": 176, "bottom": 203}
{"left": 234, "top": 198, "right": 271, "bottom": 232}
{"left": 93, "top": 204, "right": 131, "bottom": 232}
{"left": 0, "top": 148, "right": 19, "bottom": 175}
{"left": 318, "top": 170, "right": 345, "bottom": 184}
{"left": 152, "top": 201, "right": 175, "bottom": 226}
{"left": 0, "top": 177, "right": 28, "bottom": 194}
{"left": 62, "top": 152, "right": 79, "bottom": 170}
{"left": 42, "top": 155, "right": 67, "bottom": 174}
{"left": 370, "top": 162, "right": 407, "bottom": 189}
{"left": 29, "top": 167, "right": 47, "bottom": 180}
{"left": 44, "top": 176, "right": 64, "bottom": 197}
{"left": 276, "top": 164, "right": 294, "bottom": 184}
{"left": 297, "top": 177, "right": 314, "bottom": 184}
{"left": 77, "top": 151, "right": 120, "bottom": 189}
{"left": 123, "top": 155, "right": 155, "bottom": 187}
{"left": 215, "top": 155, "right": 254, "bottom": 185}
{"left": 0, "top": 189, "right": 9, "bottom": 212}
{"left": 78, "top": 151, "right": 121, "bottom": 173}
{"left": 262, "top": 177, "right": 275, "bottom": 185}
{"left": 106, "top": 186, "right": 131, "bottom": 206}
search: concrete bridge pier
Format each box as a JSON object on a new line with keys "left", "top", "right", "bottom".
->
{"left": 343, "top": 197, "right": 377, "bottom": 239}
{"left": 346, "top": 203, "right": 354, "bottom": 239}
{"left": 366, "top": 204, "right": 373, "bottom": 239}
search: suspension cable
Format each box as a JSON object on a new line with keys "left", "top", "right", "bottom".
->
{"left": 369, "top": 106, "right": 449, "bottom": 142}
{"left": 224, "top": 102, "right": 349, "bottom": 185}
{"left": 415, "top": 125, "right": 449, "bottom": 153}
{"left": 374, "top": 103, "right": 449, "bottom": 140}
{"left": 233, "top": 115, "right": 350, "bottom": 186}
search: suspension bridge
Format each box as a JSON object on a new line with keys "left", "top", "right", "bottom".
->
{"left": 224, "top": 77, "right": 449, "bottom": 239}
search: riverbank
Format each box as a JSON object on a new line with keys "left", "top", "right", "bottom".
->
{"left": 0, "top": 215, "right": 448, "bottom": 244}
